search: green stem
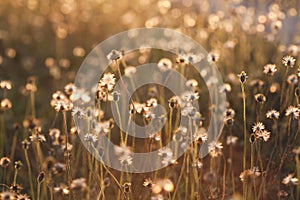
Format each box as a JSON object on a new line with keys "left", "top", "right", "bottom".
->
{"left": 37, "top": 183, "right": 41, "bottom": 200}
{"left": 172, "top": 153, "right": 186, "bottom": 200}
{"left": 13, "top": 169, "right": 18, "bottom": 185}
{"left": 25, "top": 150, "right": 35, "bottom": 200}
{"left": 241, "top": 83, "right": 247, "bottom": 199}
{"left": 30, "top": 91, "right": 36, "bottom": 118}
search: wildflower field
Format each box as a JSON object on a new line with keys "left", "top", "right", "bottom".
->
{"left": 0, "top": 0, "right": 300, "bottom": 199}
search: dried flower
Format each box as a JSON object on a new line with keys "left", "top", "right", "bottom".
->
{"left": 64, "top": 83, "right": 76, "bottom": 96}
{"left": 192, "top": 159, "right": 203, "bottom": 169}
{"left": 107, "top": 49, "right": 123, "bottom": 61}
{"left": 111, "top": 91, "right": 121, "bottom": 102}
{"left": 17, "top": 194, "right": 31, "bottom": 200}
{"left": 181, "top": 91, "right": 199, "bottom": 102}
{"left": 0, "top": 80, "right": 13, "bottom": 90}
{"left": 71, "top": 178, "right": 87, "bottom": 191}
{"left": 225, "top": 108, "right": 235, "bottom": 118}
{"left": 37, "top": 171, "right": 45, "bottom": 183}
{"left": 122, "top": 182, "right": 131, "bottom": 193}
{"left": 256, "top": 130, "right": 271, "bottom": 142}
{"left": 29, "top": 130, "right": 46, "bottom": 143}
{"left": 237, "top": 71, "right": 248, "bottom": 83}
{"left": 219, "top": 83, "right": 232, "bottom": 93}
{"left": 124, "top": 66, "right": 136, "bottom": 77}
{"left": 285, "top": 106, "right": 300, "bottom": 119}
{"left": 168, "top": 96, "right": 181, "bottom": 108}
{"left": 252, "top": 122, "right": 265, "bottom": 133}
{"left": 103, "top": 177, "right": 110, "bottom": 187}
{"left": 143, "top": 178, "right": 153, "bottom": 188}
{"left": 282, "top": 55, "right": 296, "bottom": 68}
{"left": 14, "top": 161, "right": 23, "bottom": 170}
{"left": 25, "top": 76, "right": 37, "bottom": 92}
{"left": 157, "top": 58, "right": 173, "bottom": 72}
{"left": 72, "top": 88, "right": 91, "bottom": 103}
{"left": 52, "top": 163, "right": 66, "bottom": 175}
{"left": 227, "top": 136, "right": 238, "bottom": 145}
{"left": 207, "top": 51, "right": 220, "bottom": 63}
{"left": 158, "top": 147, "right": 175, "bottom": 166}
{"left": 72, "top": 107, "right": 86, "bottom": 119}
{"left": 224, "top": 116, "right": 234, "bottom": 126}
{"left": 114, "top": 144, "right": 133, "bottom": 166}
{"left": 287, "top": 74, "right": 298, "bottom": 85}
{"left": 151, "top": 179, "right": 174, "bottom": 194}
{"left": 98, "top": 73, "right": 116, "bottom": 92}
{"left": 193, "top": 127, "right": 208, "bottom": 142}
{"left": 208, "top": 141, "right": 223, "bottom": 157}
{"left": 266, "top": 109, "right": 280, "bottom": 119}
{"left": 240, "top": 167, "right": 261, "bottom": 182}
{"left": 185, "top": 79, "right": 198, "bottom": 90}
{"left": 263, "top": 64, "right": 277, "bottom": 76}
{"left": 0, "top": 157, "right": 11, "bottom": 168}
{"left": 0, "top": 192, "right": 16, "bottom": 200}
{"left": 21, "top": 139, "right": 31, "bottom": 149}
{"left": 254, "top": 93, "right": 266, "bottom": 103}
{"left": 282, "top": 174, "right": 298, "bottom": 185}
{"left": 84, "top": 133, "right": 98, "bottom": 143}
{"left": 0, "top": 98, "right": 12, "bottom": 110}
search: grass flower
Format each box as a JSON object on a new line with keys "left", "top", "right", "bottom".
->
{"left": 282, "top": 55, "right": 296, "bottom": 68}
{"left": 227, "top": 136, "right": 238, "bottom": 145}
{"left": 285, "top": 106, "right": 300, "bottom": 119}
{"left": 70, "top": 178, "right": 87, "bottom": 191}
{"left": 239, "top": 167, "right": 261, "bottom": 182}
{"left": 158, "top": 147, "right": 175, "bottom": 166}
{"left": 0, "top": 157, "right": 11, "bottom": 168}
{"left": 282, "top": 174, "right": 298, "bottom": 185}
{"left": 107, "top": 49, "right": 123, "bottom": 61}
{"left": 208, "top": 141, "right": 223, "bottom": 157}
{"left": 98, "top": 73, "right": 116, "bottom": 92}
{"left": 263, "top": 64, "right": 277, "bottom": 76}
{"left": 252, "top": 122, "right": 265, "bottom": 133}
{"left": 255, "top": 93, "right": 266, "bottom": 103}
{"left": 124, "top": 66, "right": 137, "bottom": 77}
{"left": 266, "top": 109, "right": 280, "bottom": 119}
{"left": 114, "top": 144, "right": 133, "bottom": 166}
{"left": 0, "top": 80, "right": 13, "bottom": 90}
{"left": 238, "top": 71, "right": 248, "bottom": 84}
{"left": 0, "top": 98, "right": 12, "bottom": 110}
{"left": 157, "top": 58, "right": 173, "bottom": 72}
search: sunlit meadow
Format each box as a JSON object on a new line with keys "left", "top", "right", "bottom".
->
{"left": 0, "top": 0, "right": 300, "bottom": 199}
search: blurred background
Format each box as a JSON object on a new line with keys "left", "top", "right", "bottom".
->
{"left": 0, "top": 0, "right": 299, "bottom": 121}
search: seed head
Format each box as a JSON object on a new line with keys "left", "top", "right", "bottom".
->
{"left": 0, "top": 80, "right": 13, "bottom": 90}
{"left": 14, "top": 161, "right": 23, "bottom": 170}
{"left": 0, "top": 157, "right": 11, "bottom": 168}
{"left": 107, "top": 49, "right": 123, "bottom": 61}
{"left": 266, "top": 109, "right": 280, "bottom": 120}
{"left": 158, "top": 58, "right": 173, "bottom": 72}
{"left": 122, "top": 182, "right": 131, "bottom": 193}
{"left": 37, "top": 171, "right": 45, "bottom": 183}
{"left": 103, "top": 177, "right": 110, "bottom": 187}
{"left": 263, "top": 64, "right": 277, "bottom": 76}
{"left": 224, "top": 116, "right": 234, "bottom": 126}
{"left": 282, "top": 55, "right": 296, "bottom": 68}
{"left": 111, "top": 91, "right": 121, "bottom": 102}
{"left": 0, "top": 98, "right": 12, "bottom": 110}
{"left": 237, "top": 71, "right": 248, "bottom": 83}
{"left": 70, "top": 178, "right": 87, "bottom": 191}
{"left": 21, "top": 139, "right": 31, "bottom": 149}
{"left": 254, "top": 93, "right": 266, "bottom": 103}
{"left": 285, "top": 106, "right": 300, "bottom": 119}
